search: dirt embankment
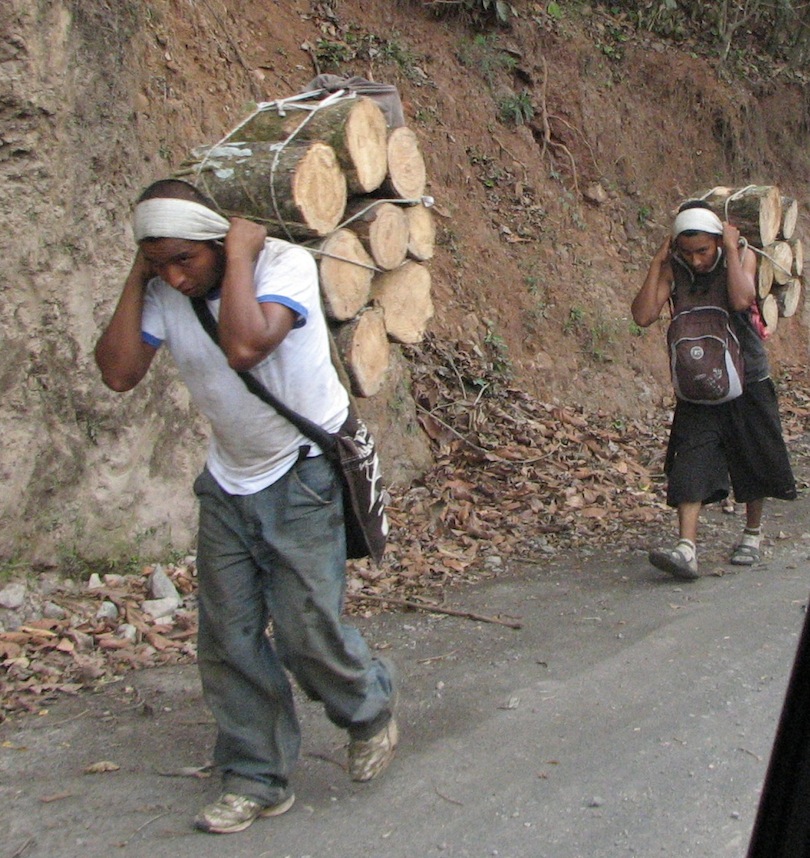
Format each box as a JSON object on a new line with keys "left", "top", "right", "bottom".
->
{"left": 1, "top": 0, "right": 808, "bottom": 568}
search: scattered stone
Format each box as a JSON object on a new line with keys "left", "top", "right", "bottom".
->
{"left": 0, "top": 583, "right": 26, "bottom": 610}
{"left": 87, "top": 573, "right": 103, "bottom": 590}
{"left": 142, "top": 596, "right": 179, "bottom": 619}
{"left": 116, "top": 624, "right": 138, "bottom": 643}
{"left": 96, "top": 601, "right": 119, "bottom": 621}
{"left": 42, "top": 601, "right": 67, "bottom": 620}
{"left": 149, "top": 565, "right": 181, "bottom": 604}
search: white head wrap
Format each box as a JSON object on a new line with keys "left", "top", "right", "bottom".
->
{"left": 672, "top": 207, "right": 723, "bottom": 239}
{"left": 133, "top": 198, "right": 230, "bottom": 242}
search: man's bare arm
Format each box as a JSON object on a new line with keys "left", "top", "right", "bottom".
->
{"left": 95, "top": 250, "right": 158, "bottom": 391}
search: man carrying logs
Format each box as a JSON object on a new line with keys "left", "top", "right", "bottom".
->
{"left": 95, "top": 178, "right": 398, "bottom": 834}
{"left": 631, "top": 199, "right": 796, "bottom": 580}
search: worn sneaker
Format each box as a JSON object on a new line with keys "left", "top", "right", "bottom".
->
{"left": 348, "top": 716, "right": 399, "bottom": 782}
{"left": 194, "top": 791, "right": 295, "bottom": 834}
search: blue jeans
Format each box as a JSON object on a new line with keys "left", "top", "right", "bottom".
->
{"left": 193, "top": 456, "right": 394, "bottom": 805}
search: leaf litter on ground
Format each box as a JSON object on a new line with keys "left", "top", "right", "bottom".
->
{"left": 2, "top": 335, "right": 809, "bottom": 719}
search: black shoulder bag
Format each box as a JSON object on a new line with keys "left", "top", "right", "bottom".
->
{"left": 191, "top": 298, "right": 388, "bottom": 565}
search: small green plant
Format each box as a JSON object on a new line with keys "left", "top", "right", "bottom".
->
{"left": 564, "top": 305, "right": 585, "bottom": 334}
{"left": 637, "top": 205, "right": 652, "bottom": 227}
{"left": 629, "top": 320, "right": 644, "bottom": 337}
{"left": 315, "top": 38, "right": 353, "bottom": 68}
{"left": 497, "top": 90, "right": 534, "bottom": 126}
{"left": 484, "top": 322, "right": 513, "bottom": 378}
{"left": 457, "top": 33, "right": 518, "bottom": 86}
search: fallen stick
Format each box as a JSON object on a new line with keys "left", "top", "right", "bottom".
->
{"left": 348, "top": 591, "right": 522, "bottom": 629}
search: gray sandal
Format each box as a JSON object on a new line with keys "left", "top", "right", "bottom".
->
{"left": 730, "top": 543, "right": 760, "bottom": 566}
{"left": 649, "top": 544, "right": 699, "bottom": 580}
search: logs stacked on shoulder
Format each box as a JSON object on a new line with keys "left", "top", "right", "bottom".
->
{"left": 179, "top": 93, "right": 435, "bottom": 397}
{"left": 698, "top": 185, "right": 804, "bottom": 334}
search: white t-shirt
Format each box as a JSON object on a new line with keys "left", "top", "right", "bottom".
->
{"left": 141, "top": 238, "right": 349, "bottom": 494}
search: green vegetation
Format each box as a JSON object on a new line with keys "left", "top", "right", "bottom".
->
{"left": 457, "top": 34, "right": 518, "bottom": 85}
{"left": 425, "top": 0, "right": 515, "bottom": 27}
{"left": 497, "top": 89, "right": 534, "bottom": 125}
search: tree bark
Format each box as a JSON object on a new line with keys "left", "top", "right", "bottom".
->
{"left": 406, "top": 202, "right": 436, "bottom": 261}
{"left": 344, "top": 200, "right": 409, "bottom": 270}
{"left": 702, "top": 185, "right": 782, "bottom": 247}
{"left": 333, "top": 307, "right": 390, "bottom": 397}
{"left": 317, "top": 228, "right": 375, "bottom": 321}
{"left": 761, "top": 292, "right": 779, "bottom": 332}
{"left": 371, "top": 260, "right": 434, "bottom": 344}
{"left": 773, "top": 279, "right": 802, "bottom": 318}
{"left": 780, "top": 196, "right": 798, "bottom": 240}
{"left": 185, "top": 140, "right": 347, "bottom": 237}
{"left": 232, "top": 96, "right": 388, "bottom": 195}
{"left": 380, "top": 126, "right": 427, "bottom": 200}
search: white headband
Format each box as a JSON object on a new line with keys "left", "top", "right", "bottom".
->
{"left": 133, "top": 198, "right": 230, "bottom": 242}
{"left": 672, "top": 208, "right": 723, "bottom": 238}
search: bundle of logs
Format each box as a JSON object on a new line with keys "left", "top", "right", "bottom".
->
{"left": 697, "top": 185, "right": 804, "bottom": 334}
{"left": 177, "top": 91, "right": 435, "bottom": 397}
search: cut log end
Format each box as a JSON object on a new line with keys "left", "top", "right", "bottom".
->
{"left": 344, "top": 97, "right": 389, "bottom": 194}
{"left": 372, "top": 260, "right": 434, "bottom": 344}
{"left": 761, "top": 292, "right": 779, "bottom": 332}
{"left": 773, "top": 278, "right": 802, "bottom": 318}
{"left": 384, "top": 126, "right": 427, "bottom": 200}
{"left": 333, "top": 307, "right": 390, "bottom": 397}
{"left": 318, "top": 229, "right": 374, "bottom": 321}
{"left": 291, "top": 142, "right": 347, "bottom": 236}
{"left": 406, "top": 203, "right": 436, "bottom": 261}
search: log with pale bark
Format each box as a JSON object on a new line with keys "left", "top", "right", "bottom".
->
{"left": 332, "top": 307, "right": 390, "bottom": 397}
{"left": 789, "top": 238, "right": 803, "bottom": 277}
{"left": 317, "top": 228, "right": 375, "bottom": 321}
{"left": 371, "top": 260, "right": 434, "bottom": 344}
{"left": 701, "top": 185, "right": 782, "bottom": 247}
{"left": 406, "top": 201, "right": 436, "bottom": 261}
{"left": 761, "top": 292, "right": 779, "bottom": 332}
{"left": 779, "top": 196, "right": 798, "bottom": 240}
{"left": 757, "top": 254, "right": 774, "bottom": 299}
{"left": 380, "top": 126, "right": 427, "bottom": 200}
{"left": 766, "top": 240, "right": 794, "bottom": 286}
{"left": 186, "top": 140, "right": 347, "bottom": 237}
{"left": 772, "top": 278, "right": 803, "bottom": 318}
{"left": 231, "top": 96, "right": 389, "bottom": 195}
{"left": 344, "top": 200, "right": 409, "bottom": 270}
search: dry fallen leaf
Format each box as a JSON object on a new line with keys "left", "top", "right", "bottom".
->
{"left": 84, "top": 760, "right": 120, "bottom": 774}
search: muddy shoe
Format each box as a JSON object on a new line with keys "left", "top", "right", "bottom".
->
{"left": 730, "top": 543, "right": 760, "bottom": 566}
{"left": 194, "top": 791, "right": 295, "bottom": 834}
{"left": 649, "top": 541, "right": 699, "bottom": 581}
{"left": 348, "top": 717, "right": 399, "bottom": 782}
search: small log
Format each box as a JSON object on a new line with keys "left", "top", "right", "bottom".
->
{"left": 232, "top": 96, "right": 388, "bottom": 195}
{"left": 188, "top": 140, "right": 347, "bottom": 237}
{"left": 406, "top": 202, "right": 436, "bottom": 261}
{"left": 765, "top": 240, "right": 794, "bottom": 286}
{"left": 761, "top": 292, "right": 779, "bottom": 332}
{"left": 333, "top": 307, "right": 390, "bottom": 397}
{"left": 317, "top": 228, "right": 375, "bottom": 321}
{"left": 701, "top": 185, "right": 782, "bottom": 248}
{"left": 381, "top": 126, "right": 427, "bottom": 200}
{"left": 371, "top": 260, "right": 434, "bottom": 344}
{"left": 773, "top": 278, "right": 802, "bottom": 318}
{"left": 344, "top": 200, "right": 409, "bottom": 270}
{"left": 757, "top": 254, "right": 774, "bottom": 299}
{"left": 789, "top": 237, "right": 803, "bottom": 277}
{"left": 780, "top": 196, "right": 798, "bottom": 240}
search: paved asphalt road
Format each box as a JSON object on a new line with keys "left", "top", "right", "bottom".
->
{"left": 3, "top": 494, "right": 810, "bottom": 858}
